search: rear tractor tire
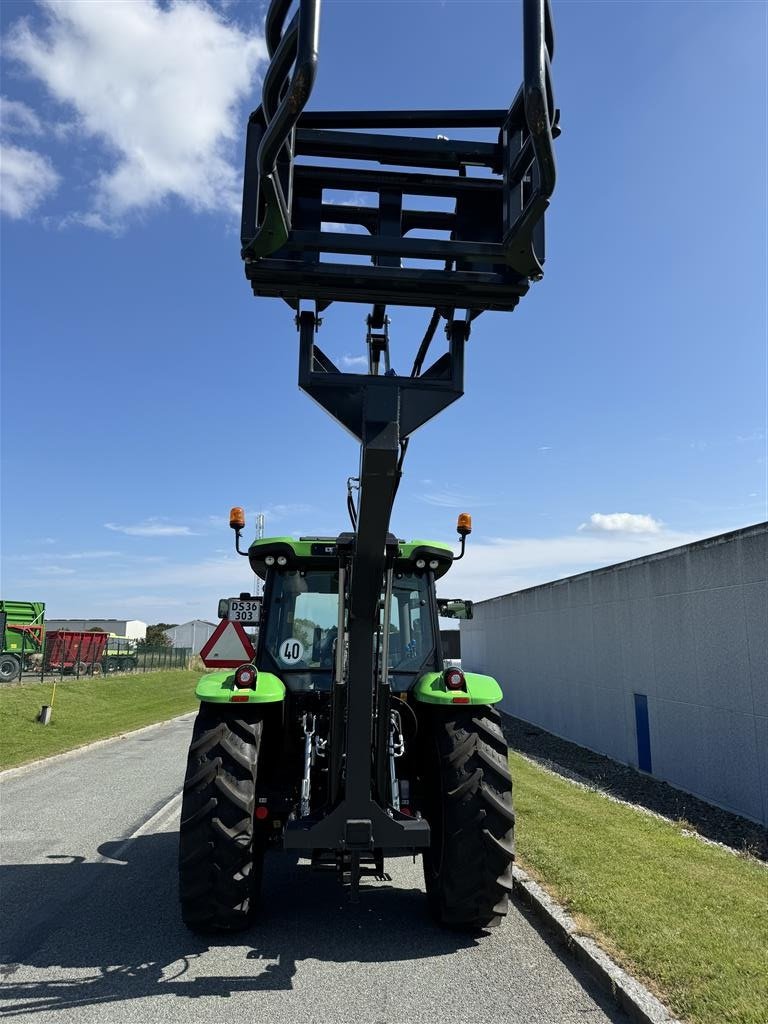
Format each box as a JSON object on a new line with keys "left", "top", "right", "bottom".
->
{"left": 421, "top": 705, "right": 515, "bottom": 930}
{"left": 0, "top": 654, "right": 21, "bottom": 682}
{"left": 178, "top": 702, "right": 264, "bottom": 932}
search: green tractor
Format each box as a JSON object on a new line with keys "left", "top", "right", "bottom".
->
{"left": 102, "top": 635, "right": 138, "bottom": 674}
{"left": 0, "top": 600, "right": 45, "bottom": 682}
{"left": 180, "top": 530, "right": 513, "bottom": 930}
{"left": 179, "top": 0, "right": 557, "bottom": 930}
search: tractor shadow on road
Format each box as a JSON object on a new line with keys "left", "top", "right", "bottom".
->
{"left": 0, "top": 830, "right": 482, "bottom": 1016}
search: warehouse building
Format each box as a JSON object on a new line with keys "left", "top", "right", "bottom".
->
{"left": 461, "top": 523, "right": 767, "bottom": 825}
{"left": 164, "top": 620, "right": 217, "bottom": 652}
{"left": 44, "top": 618, "right": 147, "bottom": 640}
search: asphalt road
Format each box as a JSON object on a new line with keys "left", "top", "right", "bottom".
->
{"left": 1, "top": 715, "right": 630, "bottom": 1024}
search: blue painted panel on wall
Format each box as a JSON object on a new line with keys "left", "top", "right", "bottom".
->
{"left": 634, "top": 693, "right": 652, "bottom": 773}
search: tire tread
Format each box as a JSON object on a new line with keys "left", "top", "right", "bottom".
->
{"left": 422, "top": 704, "right": 515, "bottom": 930}
{"left": 178, "top": 703, "right": 263, "bottom": 931}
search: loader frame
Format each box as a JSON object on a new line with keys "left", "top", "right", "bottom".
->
{"left": 239, "top": 0, "right": 558, "bottom": 884}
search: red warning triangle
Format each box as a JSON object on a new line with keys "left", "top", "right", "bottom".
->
{"left": 199, "top": 619, "right": 256, "bottom": 668}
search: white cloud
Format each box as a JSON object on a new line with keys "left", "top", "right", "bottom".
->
{"left": 339, "top": 354, "right": 368, "bottom": 370}
{"left": 6, "top": 549, "right": 122, "bottom": 562}
{"left": 321, "top": 221, "right": 352, "bottom": 234}
{"left": 22, "top": 553, "right": 242, "bottom": 592}
{"left": 0, "top": 142, "right": 59, "bottom": 217}
{"left": 6, "top": 0, "right": 266, "bottom": 224}
{"left": 101, "top": 593, "right": 196, "bottom": 610}
{"left": 578, "top": 512, "right": 663, "bottom": 535}
{"left": 0, "top": 96, "right": 42, "bottom": 135}
{"left": 324, "top": 190, "right": 375, "bottom": 207}
{"left": 208, "top": 503, "right": 315, "bottom": 529}
{"left": 419, "top": 490, "right": 489, "bottom": 510}
{"left": 104, "top": 519, "right": 197, "bottom": 537}
{"left": 446, "top": 526, "right": 721, "bottom": 602}
{"left": 18, "top": 551, "right": 250, "bottom": 621}
{"left": 59, "top": 549, "right": 122, "bottom": 560}
{"left": 265, "top": 503, "right": 314, "bottom": 521}
{"left": 7, "top": 522, "right": 739, "bottom": 622}
{"left": 322, "top": 191, "right": 375, "bottom": 233}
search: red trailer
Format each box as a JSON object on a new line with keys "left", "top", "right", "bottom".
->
{"left": 43, "top": 631, "right": 108, "bottom": 675}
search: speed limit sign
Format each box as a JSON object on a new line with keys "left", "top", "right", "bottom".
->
{"left": 278, "top": 638, "right": 304, "bottom": 664}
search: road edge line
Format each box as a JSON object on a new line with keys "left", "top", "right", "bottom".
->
{"left": 512, "top": 865, "right": 682, "bottom": 1024}
{"left": 0, "top": 712, "right": 197, "bottom": 779}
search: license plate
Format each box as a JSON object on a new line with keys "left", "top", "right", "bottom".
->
{"left": 225, "top": 599, "right": 261, "bottom": 624}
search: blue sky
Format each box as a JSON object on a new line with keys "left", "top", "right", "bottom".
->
{"left": 1, "top": 0, "right": 766, "bottom": 624}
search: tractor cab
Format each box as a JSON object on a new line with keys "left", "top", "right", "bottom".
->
{"left": 248, "top": 536, "right": 455, "bottom": 693}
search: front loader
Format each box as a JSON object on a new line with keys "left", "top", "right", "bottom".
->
{"left": 179, "top": 0, "right": 558, "bottom": 931}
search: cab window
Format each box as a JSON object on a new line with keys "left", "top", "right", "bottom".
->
{"left": 265, "top": 570, "right": 339, "bottom": 669}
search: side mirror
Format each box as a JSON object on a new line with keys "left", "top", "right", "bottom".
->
{"left": 437, "top": 598, "right": 473, "bottom": 620}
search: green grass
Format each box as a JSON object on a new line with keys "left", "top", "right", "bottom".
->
{"left": 511, "top": 751, "right": 768, "bottom": 1024}
{"left": 0, "top": 670, "right": 201, "bottom": 770}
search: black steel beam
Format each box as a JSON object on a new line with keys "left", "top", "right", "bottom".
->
{"left": 319, "top": 205, "right": 456, "bottom": 234}
{"left": 245, "top": 260, "right": 527, "bottom": 311}
{"left": 298, "top": 109, "right": 509, "bottom": 130}
{"left": 295, "top": 129, "right": 500, "bottom": 171}
{"left": 289, "top": 230, "right": 507, "bottom": 264}
{"left": 294, "top": 164, "right": 501, "bottom": 198}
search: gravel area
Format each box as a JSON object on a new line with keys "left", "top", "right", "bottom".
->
{"left": 501, "top": 713, "right": 768, "bottom": 862}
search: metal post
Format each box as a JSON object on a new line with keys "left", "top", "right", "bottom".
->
{"left": 379, "top": 567, "right": 393, "bottom": 684}
{"left": 343, "top": 406, "right": 399, "bottom": 812}
{"left": 254, "top": 512, "right": 265, "bottom": 597}
{"left": 335, "top": 565, "right": 346, "bottom": 684}
{"left": 374, "top": 565, "right": 395, "bottom": 803}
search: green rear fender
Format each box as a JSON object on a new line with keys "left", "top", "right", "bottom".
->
{"left": 196, "top": 670, "right": 285, "bottom": 704}
{"left": 413, "top": 670, "right": 503, "bottom": 706}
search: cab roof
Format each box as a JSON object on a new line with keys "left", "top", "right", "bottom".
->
{"left": 248, "top": 536, "right": 455, "bottom": 579}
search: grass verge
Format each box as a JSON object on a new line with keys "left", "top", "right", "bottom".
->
{"left": 0, "top": 670, "right": 201, "bottom": 771}
{"left": 511, "top": 750, "right": 767, "bottom": 1024}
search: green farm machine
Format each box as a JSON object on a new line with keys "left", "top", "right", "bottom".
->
{"left": 0, "top": 600, "right": 45, "bottom": 682}
{"left": 102, "top": 636, "right": 139, "bottom": 674}
{"left": 179, "top": 0, "right": 558, "bottom": 931}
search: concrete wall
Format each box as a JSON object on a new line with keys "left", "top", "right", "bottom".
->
{"left": 461, "top": 523, "right": 768, "bottom": 825}
{"left": 45, "top": 618, "right": 147, "bottom": 640}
